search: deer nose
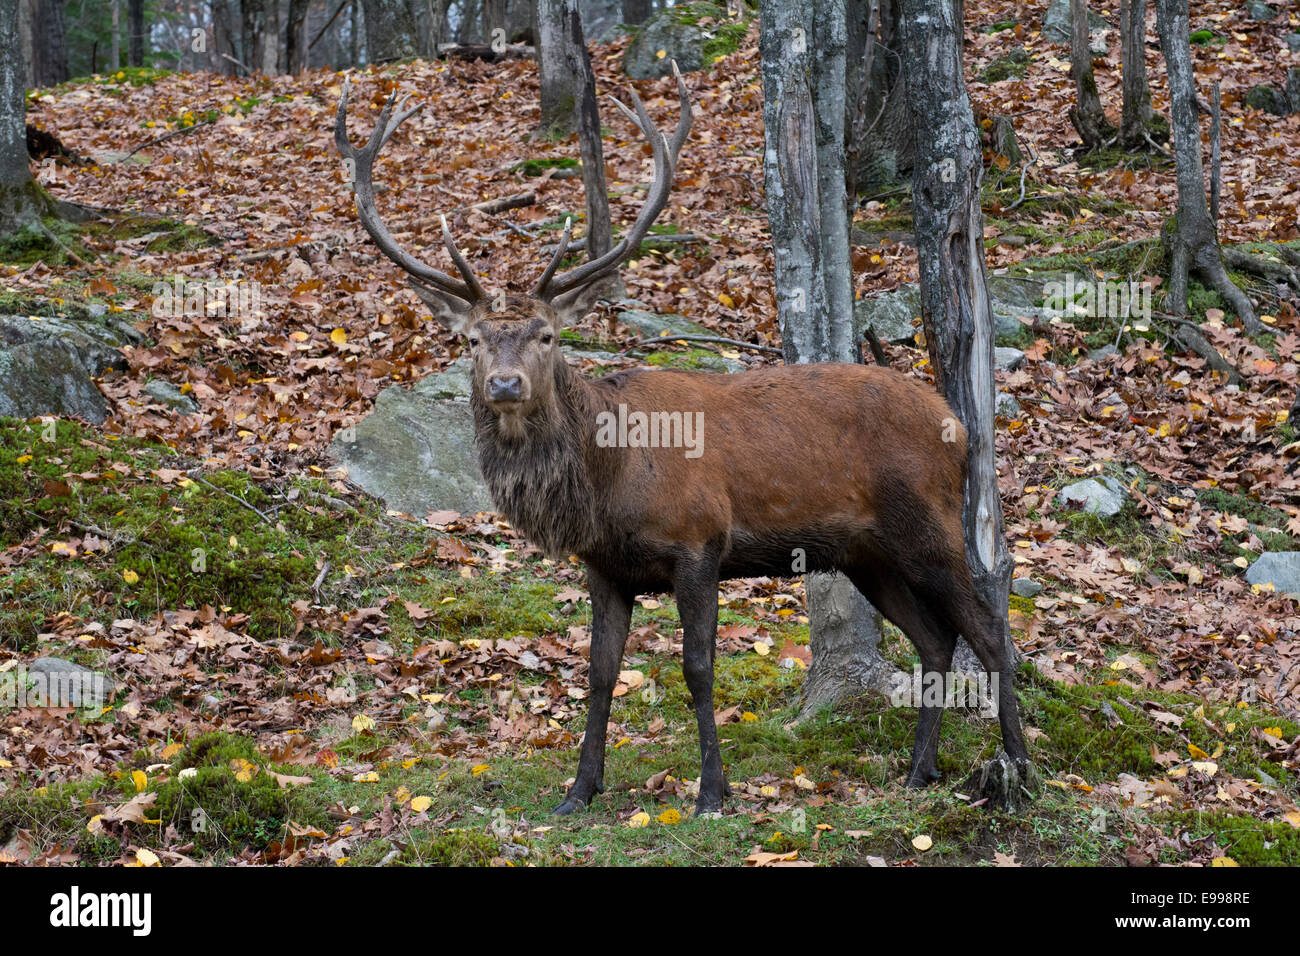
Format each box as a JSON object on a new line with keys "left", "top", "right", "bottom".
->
{"left": 488, "top": 374, "right": 524, "bottom": 401}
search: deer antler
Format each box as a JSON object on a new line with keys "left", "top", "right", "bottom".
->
{"left": 335, "top": 78, "right": 486, "bottom": 307}
{"left": 533, "top": 63, "right": 693, "bottom": 303}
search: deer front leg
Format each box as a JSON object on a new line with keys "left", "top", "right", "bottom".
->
{"left": 674, "top": 554, "right": 728, "bottom": 814}
{"left": 554, "top": 567, "right": 632, "bottom": 815}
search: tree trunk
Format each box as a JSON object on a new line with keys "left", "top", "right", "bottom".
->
{"left": 1119, "top": 0, "right": 1155, "bottom": 149}
{"left": 128, "top": 0, "right": 145, "bottom": 67}
{"left": 286, "top": 0, "right": 311, "bottom": 71}
{"left": 1154, "top": 0, "right": 1260, "bottom": 333}
{"left": 1069, "top": 0, "right": 1116, "bottom": 149}
{"left": 111, "top": 0, "right": 121, "bottom": 71}
{"left": 562, "top": 0, "right": 621, "bottom": 297}
{"left": 0, "top": 0, "right": 61, "bottom": 232}
{"left": 537, "top": 0, "right": 581, "bottom": 137}
{"left": 31, "top": 0, "right": 70, "bottom": 87}
{"left": 899, "top": 0, "right": 1014, "bottom": 673}
{"left": 758, "top": 0, "right": 896, "bottom": 717}
{"left": 621, "top": 0, "right": 650, "bottom": 26}
{"left": 847, "top": 0, "right": 912, "bottom": 195}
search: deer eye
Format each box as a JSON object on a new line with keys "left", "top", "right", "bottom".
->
{"left": 468, "top": 336, "right": 480, "bottom": 348}
{"left": 539, "top": 331, "right": 554, "bottom": 345}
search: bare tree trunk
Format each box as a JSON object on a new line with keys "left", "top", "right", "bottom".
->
{"left": 1155, "top": 0, "right": 1260, "bottom": 333}
{"left": 111, "top": 0, "right": 121, "bottom": 70}
{"left": 1069, "top": 0, "right": 1115, "bottom": 149}
{"left": 621, "top": 0, "right": 650, "bottom": 25}
{"left": 128, "top": 0, "right": 145, "bottom": 66}
{"left": 561, "top": 0, "right": 621, "bottom": 298}
{"left": 1119, "top": 0, "right": 1155, "bottom": 149}
{"left": 759, "top": 0, "right": 896, "bottom": 717}
{"left": 30, "top": 0, "right": 70, "bottom": 87}
{"left": 286, "top": 0, "right": 310, "bottom": 71}
{"left": 537, "top": 0, "right": 581, "bottom": 136}
{"left": 899, "top": 0, "right": 1014, "bottom": 673}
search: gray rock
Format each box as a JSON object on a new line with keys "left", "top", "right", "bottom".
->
{"left": 623, "top": 11, "right": 707, "bottom": 79}
{"left": 1287, "top": 67, "right": 1300, "bottom": 114}
{"left": 1245, "top": 2, "right": 1278, "bottom": 21}
{"left": 1011, "top": 578, "right": 1043, "bottom": 598}
{"left": 1244, "top": 83, "right": 1289, "bottom": 116}
{"left": 1245, "top": 552, "right": 1300, "bottom": 595}
{"left": 1287, "top": 34, "right": 1300, "bottom": 53}
{"left": 996, "top": 391, "right": 1022, "bottom": 417}
{"left": 25, "top": 657, "right": 116, "bottom": 709}
{"left": 144, "top": 379, "right": 199, "bottom": 414}
{"left": 329, "top": 359, "right": 495, "bottom": 518}
{"left": 1042, "top": 0, "right": 1109, "bottom": 43}
{"left": 853, "top": 287, "right": 921, "bottom": 344}
{"left": 994, "top": 347, "right": 1026, "bottom": 371}
{"left": 1058, "top": 475, "right": 1128, "bottom": 518}
{"left": 617, "top": 308, "right": 709, "bottom": 340}
{"left": 853, "top": 280, "right": 1046, "bottom": 346}
{"left": 1088, "top": 344, "right": 1118, "bottom": 362}
{"left": 0, "top": 311, "right": 145, "bottom": 423}
{"left": 0, "top": 343, "right": 109, "bottom": 422}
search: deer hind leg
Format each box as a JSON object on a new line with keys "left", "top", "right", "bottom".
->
{"left": 847, "top": 567, "right": 957, "bottom": 787}
{"left": 554, "top": 566, "right": 633, "bottom": 815}
{"left": 673, "top": 551, "right": 729, "bottom": 813}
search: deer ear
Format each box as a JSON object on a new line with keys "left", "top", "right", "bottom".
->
{"left": 550, "top": 283, "right": 609, "bottom": 328}
{"left": 410, "top": 280, "right": 475, "bottom": 334}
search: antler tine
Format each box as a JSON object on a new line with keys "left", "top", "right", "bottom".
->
{"left": 441, "top": 215, "right": 487, "bottom": 301}
{"left": 532, "top": 217, "right": 574, "bottom": 297}
{"left": 540, "top": 68, "right": 692, "bottom": 301}
{"left": 335, "top": 78, "right": 483, "bottom": 305}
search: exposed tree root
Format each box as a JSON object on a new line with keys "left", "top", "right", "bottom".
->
{"left": 961, "top": 750, "right": 1039, "bottom": 814}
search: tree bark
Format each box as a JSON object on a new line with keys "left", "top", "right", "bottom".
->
{"left": 1155, "top": 0, "right": 1260, "bottom": 333}
{"left": 31, "top": 0, "right": 70, "bottom": 87}
{"left": 286, "top": 0, "right": 311, "bottom": 71}
{"left": 111, "top": 0, "right": 121, "bottom": 71}
{"left": 0, "top": 0, "right": 63, "bottom": 232}
{"left": 537, "top": 0, "right": 582, "bottom": 137}
{"left": 128, "top": 0, "right": 145, "bottom": 67}
{"left": 1068, "top": 0, "right": 1116, "bottom": 149}
{"left": 758, "top": 0, "right": 896, "bottom": 717}
{"left": 1119, "top": 0, "right": 1155, "bottom": 149}
{"left": 899, "top": 0, "right": 1014, "bottom": 672}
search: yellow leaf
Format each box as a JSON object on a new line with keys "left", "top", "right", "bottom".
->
{"left": 352, "top": 713, "right": 376, "bottom": 732}
{"left": 131, "top": 770, "right": 148, "bottom": 792}
{"left": 1210, "top": 856, "right": 1239, "bottom": 867}
{"left": 136, "top": 848, "right": 161, "bottom": 867}
{"left": 123, "top": 568, "right": 140, "bottom": 585}
{"left": 471, "top": 763, "right": 491, "bottom": 776}
{"left": 161, "top": 743, "right": 184, "bottom": 760}
{"left": 352, "top": 771, "right": 379, "bottom": 782}
{"left": 912, "top": 834, "right": 933, "bottom": 851}
{"left": 410, "top": 795, "right": 432, "bottom": 813}
{"left": 330, "top": 327, "right": 348, "bottom": 344}
{"left": 741, "top": 711, "right": 758, "bottom": 722}
{"left": 717, "top": 292, "right": 735, "bottom": 308}
{"left": 753, "top": 641, "right": 770, "bottom": 656}
{"left": 230, "top": 758, "right": 256, "bottom": 782}
{"left": 16, "top": 454, "right": 32, "bottom": 464}
{"left": 627, "top": 811, "right": 651, "bottom": 828}
{"left": 657, "top": 809, "right": 682, "bottom": 825}
{"left": 1188, "top": 743, "right": 1210, "bottom": 759}
{"left": 1262, "top": 726, "right": 1283, "bottom": 739}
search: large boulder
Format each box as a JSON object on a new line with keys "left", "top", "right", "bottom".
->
{"left": 1058, "top": 475, "right": 1128, "bottom": 518}
{"left": 852, "top": 274, "right": 1062, "bottom": 347}
{"left": 1245, "top": 552, "right": 1300, "bottom": 595}
{"left": 329, "top": 358, "right": 494, "bottom": 519}
{"left": 622, "top": 4, "right": 747, "bottom": 79}
{"left": 1042, "top": 0, "right": 1110, "bottom": 43}
{"left": 0, "top": 310, "right": 142, "bottom": 423}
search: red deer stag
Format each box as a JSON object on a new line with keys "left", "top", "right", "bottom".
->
{"left": 335, "top": 70, "right": 1031, "bottom": 815}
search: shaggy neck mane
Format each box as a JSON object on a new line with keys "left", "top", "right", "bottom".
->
{"left": 471, "top": 359, "right": 611, "bottom": 557}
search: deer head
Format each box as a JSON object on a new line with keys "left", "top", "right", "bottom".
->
{"left": 335, "top": 69, "right": 692, "bottom": 429}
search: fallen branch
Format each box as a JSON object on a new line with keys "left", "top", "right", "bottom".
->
{"left": 189, "top": 472, "right": 273, "bottom": 525}
{"left": 632, "top": 334, "right": 781, "bottom": 356}
{"left": 1151, "top": 311, "right": 1245, "bottom": 385}
{"left": 121, "top": 119, "right": 217, "bottom": 161}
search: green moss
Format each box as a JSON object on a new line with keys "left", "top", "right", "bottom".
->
{"left": 400, "top": 828, "right": 500, "bottom": 866}
{"left": 1177, "top": 812, "right": 1300, "bottom": 865}
{"left": 152, "top": 732, "right": 326, "bottom": 854}
{"left": 1189, "top": 29, "right": 1224, "bottom": 46}
{"left": 980, "top": 47, "right": 1031, "bottom": 83}
{"left": 510, "top": 157, "right": 579, "bottom": 177}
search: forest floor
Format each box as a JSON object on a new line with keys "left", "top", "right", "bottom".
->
{"left": 2, "top": 1, "right": 1300, "bottom": 866}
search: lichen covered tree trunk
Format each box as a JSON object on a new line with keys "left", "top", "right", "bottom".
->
{"left": 1155, "top": 0, "right": 1260, "bottom": 333}
{"left": 898, "top": 0, "right": 1014, "bottom": 671}
{"left": 0, "top": 0, "right": 58, "bottom": 233}
{"left": 758, "top": 0, "right": 896, "bottom": 717}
